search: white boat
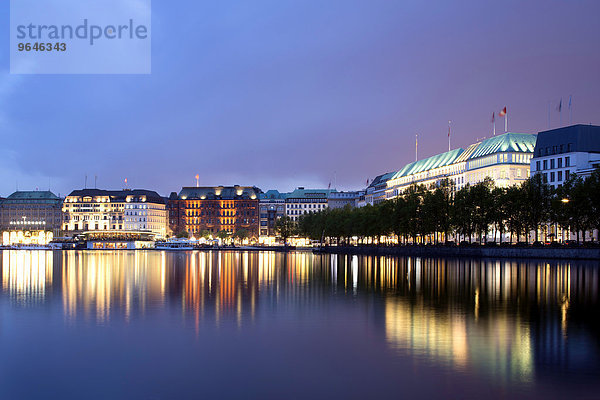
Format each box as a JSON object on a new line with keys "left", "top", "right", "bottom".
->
{"left": 155, "top": 240, "right": 195, "bottom": 250}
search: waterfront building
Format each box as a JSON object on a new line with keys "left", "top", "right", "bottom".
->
{"left": 62, "top": 189, "right": 167, "bottom": 238}
{"left": 285, "top": 187, "right": 335, "bottom": 222}
{"left": 328, "top": 190, "right": 363, "bottom": 209}
{"left": 364, "top": 132, "right": 536, "bottom": 205}
{"left": 168, "top": 186, "right": 261, "bottom": 238}
{"left": 0, "top": 190, "right": 62, "bottom": 245}
{"left": 530, "top": 124, "right": 600, "bottom": 189}
{"left": 259, "top": 190, "right": 288, "bottom": 238}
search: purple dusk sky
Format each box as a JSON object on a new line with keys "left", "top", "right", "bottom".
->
{"left": 0, "top": 0, "right": 599, "bottom": 196}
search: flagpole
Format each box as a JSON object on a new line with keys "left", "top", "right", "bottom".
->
{"left": 448, "top": 121, "right": 451, "bottom": 152}
{"left": 505, "top": 113, "right": 508, "bottom": 133}
{"left": 569, "top": 96, "right": 572, "bottom": 125}
{"left": 415, "top": 134, "right": 418, "bottom": 162}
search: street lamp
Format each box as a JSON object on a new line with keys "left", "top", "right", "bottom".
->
{"left": 561, "top": 198, "right": 570, "bottom": 203}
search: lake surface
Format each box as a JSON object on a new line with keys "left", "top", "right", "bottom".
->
{"left": 0, "top": 250, "right": 599, "bottom": 399}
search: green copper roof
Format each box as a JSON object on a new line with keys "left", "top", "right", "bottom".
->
{"left": 467, "top": 133, "right": 536, "bottom": 160}
{"left": 1, "top": 190, "right": 62, "bottom": 205}
{"left": 391, "top": 148, "right": 465, "bottom": 179}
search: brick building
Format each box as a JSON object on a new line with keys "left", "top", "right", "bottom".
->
{"left": 168, "top": 186, "right": 261, "bottom": 238}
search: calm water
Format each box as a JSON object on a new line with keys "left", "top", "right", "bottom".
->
{"left": 0, "top": 251, "right": 599, "bottom": 399}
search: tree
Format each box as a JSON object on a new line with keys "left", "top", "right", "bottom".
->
{"left": 586, "top": 168, "right": 600, "bottom": 241}
{"left": 175, "top": 229, "right": 189, "bottom": 239}
{"left": 275, "top": 216, "right": 297, "bottom": 245}
{"left": 216, "top": 230, "right": 231, "bottom": 244}
{"left": 522, "top": 174, "right": 552, "bottom": 243}
{"left": 233, "top": 229, "right": 249, "bottom": 244}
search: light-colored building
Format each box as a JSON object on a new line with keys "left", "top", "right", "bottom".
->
{"left": 62, "top": 189, "right": 167, "bottom": 239}
{"left": 328, "top": 190, "right": 363, "bottom": 209}
{"left": 285, "top": 187, "right": 335, "bottom": 222}
{"left": 531, "top": 124, "right": 600, "bottom": 189}
{"left": 259, "top": 190, "right": 288, "bottom": 237}
{"left": 364, "top": 132, "right": 536, "bottom": 205}
{"left": 0, "top": 190, "right": 62, "bottom": 245}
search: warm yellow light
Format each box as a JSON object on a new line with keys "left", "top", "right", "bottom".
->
{"left": 561, "top": 198, "right": 569, "bottom": 203}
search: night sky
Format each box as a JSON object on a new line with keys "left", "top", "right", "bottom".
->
{"left": 1, "top": 0, "right": 599, "bottom": 196}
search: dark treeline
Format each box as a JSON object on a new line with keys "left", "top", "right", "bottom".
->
{"left": 296, "top": 169, "right": 600, "bottom": 246}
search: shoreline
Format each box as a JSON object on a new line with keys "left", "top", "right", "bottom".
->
{"left": 310, "top": 245, "right": 600, "bottom": 260}
{"left": 2, "top": 245, "right": 600, "bottom": 260}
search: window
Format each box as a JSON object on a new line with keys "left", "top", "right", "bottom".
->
{"left": 536, "top": 161, "right": 541, "bottom": 171}
{"left": 543, "top": 173, "right": 548, "bottom": 183}
{"left": 543, "top": 160, "right": 548, "bottom": 170}
{"left": 565, "top": 170, "right": 570, "bottom": 179}
{"left": 550, "top": 172, "right": 555, "bottom": 182}
{"left": 550, "top": 159, "right": 555, "bottom": 169}
{"left": 565, "top": 156, "right": 570, "bottom": 167}
{"left": 558, "top": 171, "right": 563, "bottom": 182}
{"left": 557, "top": 158, "right": 563, "bottom": 168}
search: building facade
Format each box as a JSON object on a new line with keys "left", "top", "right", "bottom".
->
{"left": 168, "top": 186, "right": 261, "bottom": 238}
{"left": 62, "top": 189, "right": 167, "bottom": 238}
{"left": 364, "top": 132, "right": 536, "bottom": 205}
{"left": 530, "top": 124, "right": 600, "bottom": 189}
{"left": 259, "top": 190, "right": 288, "bottom": 237}
{"left": 327, "top": 190, "right": 362, "bottom": 209}
{"left": 0, "top": 190, "right": 62, "bottom": 244}
{"left": 285, "top": 188, "right": 334, "bottom": 222}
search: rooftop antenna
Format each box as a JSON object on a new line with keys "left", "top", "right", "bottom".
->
{"left": 334, "top": 171, "right": 337, "bottom": 190}
{"left": 94, "top": 175, "right": 97, "bottom": 189}
{"left": 568, "top": 95, "right": 572, "bottom": 125}
{"left": 124, "top": 178, "right": 128, "bottom": 190}
{"left": 195, "top": 174, "right": 199, "bottom": 188}
{"left": 84, "top": 174, "right": 88, "bottom": 189}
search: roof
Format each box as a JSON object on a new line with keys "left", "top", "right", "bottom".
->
{"left": 368, "top": 172, "right": 395, "bottom": 188}
{"left": 259, "top": 190, "right": 288, "bottom": 200}
{"left": 391, "top": 148, "right": 464, "bottom": 179}
{"left": 287, "top": 188, "right": 337, "bottom": 199}
{"left": 467, "top": 132, "right": 536, "bottom": 160}
{"left": 534, "top": 124, "right": 600, "bottom": 156}
{"left": 367, "top": 132, "right": 536, "bottom": 188}
{"left": 1, "top": 190, "right": 61, "bottom": 205}
{"left": 66, "top": 189, "right": 165, "bottom": 204}
{"left": 178, "top": 186, "right": 261, "bottom": 200}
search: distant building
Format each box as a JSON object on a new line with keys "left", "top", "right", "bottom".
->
{"left": 531, "top": 124, "right": 600, "bottom": 188}
{"left": 364, "top": 132, "right": 536, "bottom": 205}
{"left": 328, "top": 190, "right": 363, "bottom": 209}
{"left": 259, "top": 190, "right": 288, "bottom": 237}
{"left": 62, "top": 189, "right": 167, "bottom": 238}
{"left": 0, "top": 190, "right": 62, "bottom": 244}
{"left": 285, "top": 187, "right": 335, "bottom": 222}
{"left": 168, "top": 186, "right": 261, "bottom": 238}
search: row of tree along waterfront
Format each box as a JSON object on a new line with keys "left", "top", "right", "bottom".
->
{"left": 276, "top": 169, "right": 600, "bottom": 246}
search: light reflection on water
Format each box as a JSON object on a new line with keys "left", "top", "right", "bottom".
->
{"left": 0, "top": 250, "right": 599, "bottom": 398}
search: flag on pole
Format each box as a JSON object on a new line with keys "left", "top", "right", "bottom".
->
{"left": 366, "top": 179, "right": 370, "bottom": 186}
{"left": 491, "top": 112, "right": 495, "bottom": 123}
{"left": 557, "top": 98, "right": 562, "bottom": 112}
{"left": 499, "top": 107, "right": 507, "bottom": 132}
